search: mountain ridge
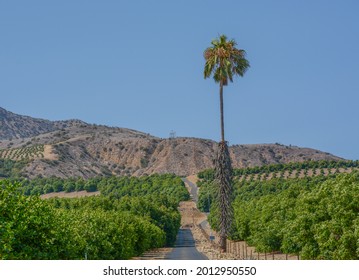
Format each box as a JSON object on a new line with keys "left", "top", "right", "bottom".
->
{"left": 0, "top": 107, "right": 344, "bottom": 178}
{"left": 0, "top": 107, "right": 88, "bottom": 140}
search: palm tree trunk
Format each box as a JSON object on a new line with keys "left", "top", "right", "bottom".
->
{"left": 215, "top": 141, "right": 233, "bottom": 253}
{"left": 219, "top": 81, "right": 225, "bottom": 142}
{"left": 215, "top": 81, "right": 233, "bottom": 252}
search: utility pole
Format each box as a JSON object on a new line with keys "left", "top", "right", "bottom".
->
{"left": 169, "top": 130, "right": 176, "bottom": 139}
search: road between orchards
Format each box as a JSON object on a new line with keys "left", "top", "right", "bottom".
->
{"left": 164, "top": 177, "right": 208, "bottom": 260}
{"left": 135, "top": 176, "right": 210, "bottom": 260}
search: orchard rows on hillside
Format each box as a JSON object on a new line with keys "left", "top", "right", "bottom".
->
{"left": 0, "top": 145, "right": 44, "bottom": 161}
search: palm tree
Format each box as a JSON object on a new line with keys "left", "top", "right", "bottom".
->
{"left": 204, "top": 34, "right": 249, "bottom": 252}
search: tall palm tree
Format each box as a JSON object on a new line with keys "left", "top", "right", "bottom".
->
{"left": 204, "top": 34, "right": 249, "bottom": 252}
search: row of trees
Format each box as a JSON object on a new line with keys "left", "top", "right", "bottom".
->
{"left": 0, "top": 174, "right": 187, "bottom": 259}
{"left": 233, "top": 160, "right": 359, "bottom": 176}
{"left": 197, "top": 160, "right": 352, "bottom": 212}
{"left": 198, "top": 171, "right": 359, "bottom": 259}
{"left": 0, "top": 144, "right": 44, "bottom": 161}
{"left": 198, "top": 160, "right": 359, "bottom": 180}
{"left": 11, "top": 174, "right": 189, "bottom": 203}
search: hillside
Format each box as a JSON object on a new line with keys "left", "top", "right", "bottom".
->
{"left": 0, "top": 107, "right": 343, "bottom": 178}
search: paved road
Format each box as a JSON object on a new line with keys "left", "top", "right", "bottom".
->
{"left": 182, "top": 177, "right": 199, "bottom": 202}
{"left": 165, "top": 229, "right": 208, "bottom": 260}
{"left": 163, "top": 178, "right": 208, "bottom": 260}
{"left": 137, "top": 177, "right": 210, "bottom": 260}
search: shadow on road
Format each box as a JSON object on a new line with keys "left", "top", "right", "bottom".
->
{"left": 165, "top": 229, "right": 208, "bottom": 260}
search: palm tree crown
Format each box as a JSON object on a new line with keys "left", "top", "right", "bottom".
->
{"left": 204, "top": 34, "right": 249, "bottom": 143}
{"left": 204, "top": 34, "right": 249, "bottom": 86}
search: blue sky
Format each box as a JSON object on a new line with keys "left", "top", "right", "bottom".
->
{"left": 1, "top": 1, "right": 358, "bottom": 160}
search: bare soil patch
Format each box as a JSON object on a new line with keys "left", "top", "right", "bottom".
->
{"left": 41, "top": 190, "right": 100, "bottom": 199}
{"left": 43, "top": 145, "right": 59, "bottom": 160}
{"left": 187, "top": 174, "right": 199, "bottom": 184}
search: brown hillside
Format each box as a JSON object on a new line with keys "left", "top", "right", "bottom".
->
{"left": 0, "top": 107, "right": 343, "bottom": 178}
